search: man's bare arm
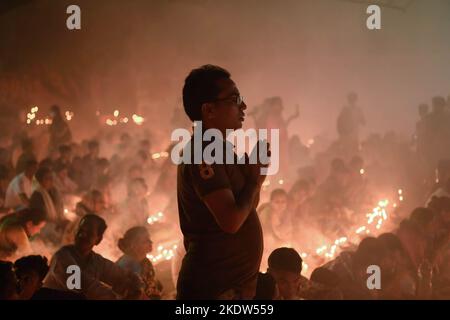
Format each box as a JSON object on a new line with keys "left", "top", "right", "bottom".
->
{"left": 203, "top": 180, "right": 262, "bottom": 234}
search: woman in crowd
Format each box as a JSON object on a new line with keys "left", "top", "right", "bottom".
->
{"left": 116, "top": 226, "right": 163, "bottom": 299}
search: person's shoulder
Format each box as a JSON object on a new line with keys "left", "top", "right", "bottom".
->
{"left": 116, "top": 254, "right": 131, "bottom": 266}
{"left": 91, "top": 249, "right": 113, "bottom": 264}
{"left": 116, "top": 255, "right": 141, "bottom": 271}
{"left": 53, "top": 244, "right": 75, "bottom": 257}
{"left": 11, "top": 172, "right": 22, "bottom": 181}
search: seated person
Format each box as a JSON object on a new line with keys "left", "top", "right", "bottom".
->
{"left": 259, "top": 189, "right": 292, "bottom": 244}
{"left": 266, "top": 247, "right": 303, "bottom": 300}
{"left": 377, "top": 232, "right": 418, "bottom": 299}
{"left": 30, "top": 166, "right": 67, "bottom": 245}
{"left": 53, "top": 163, "right": 78, "bottom": 197}
{"left": 116, "top": 226, "right": 163, "bottom": 299}
{"left": 43, "top": 214, "right": 143, "bottom": 299}
{"left": 4, "top": 159, "right": 37, "bottom": 210}
{"left": 30, "top": 166, "right": 65, "bottom": 223}
{"left": 0, "top": 208, "right": 46, "bottom": 261}
{"left": 322, "top": 237, "right": 395, "bottom": 300}
{"left": 14, "top": 255, "right": 84, "bottom": 300}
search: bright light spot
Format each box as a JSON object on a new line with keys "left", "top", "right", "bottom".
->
{"left": 278, "top": 179, "right": 284, "bottom": 185}
{"left": 356, "top": 226, "right": 366, "bottom": 234}
{"left": 114, "top": 110, "right": 119, "bottom": 117}
{"left": 132, "top": 114, "right": 145, "bottom": 125}
{"left": 360, "top": 168, "right": 365, "bottom": 175}
{"left": 106, "top": 119, "right": 118, "bottom": 126}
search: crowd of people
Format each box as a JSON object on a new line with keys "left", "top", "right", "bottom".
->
{"left": 1, "top": 66, "right": 450, "bottom": 300}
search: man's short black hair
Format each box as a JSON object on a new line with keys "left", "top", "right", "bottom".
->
{"left": 14, "top": 255, "right": 49, "bottom": 282}
{"left": 182, "top": 64, "right": 231, "bottom": 121}
{"left": 268, "top": 247, "right": 302, "bottom": 274}
{"left": 79, "top": 214, "right": 107, "bottom": 236}
{"left": 17, "top": 208, "right": 47, "bottom": 225}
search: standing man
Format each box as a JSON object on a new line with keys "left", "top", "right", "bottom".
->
{"left": 176, "top": 65, "right": 268, "bottom": 299}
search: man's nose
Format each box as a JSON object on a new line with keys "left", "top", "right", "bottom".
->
{"left": 240, "top": 102, "right": 247, "bottom": 110}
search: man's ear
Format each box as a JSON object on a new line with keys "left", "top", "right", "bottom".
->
{"left": 201, "top": 102, "right": 215, "bottom": 120}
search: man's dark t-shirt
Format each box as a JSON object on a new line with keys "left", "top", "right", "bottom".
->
{"left": 176, "top": 139, "right": 263, "bottom": 299}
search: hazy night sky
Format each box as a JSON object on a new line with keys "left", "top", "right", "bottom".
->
{"left": 1, "top": 0, "right": 449, "bottom": 140}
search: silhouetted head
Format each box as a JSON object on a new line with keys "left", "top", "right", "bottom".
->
{"left": 267, "top": 247, "right": 302, "bottom": 299}
{"left": 118, "top": 226, "right": 153, "bottom": 261}
{"left": 14, "top": 255, "right": 49, "bottom": 300}
{"left": 74, "top": 214, "right": 107, "bottom": 253}
{"left": 183, "top": 64, "right": 246, "bottom": 133}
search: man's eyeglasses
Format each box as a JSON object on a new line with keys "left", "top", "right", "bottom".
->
{"left": 213, "top": 95, "right": 244, "bottom": 105}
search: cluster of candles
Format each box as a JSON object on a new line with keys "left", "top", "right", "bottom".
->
{"left": 26, "top": 106, "right": 74, "bottom": 125}
{"left": 104, "top": 109, "right": 145, "bottom": 126}
{"left": 146, "top": 243, "right": 178, "bottom": 264}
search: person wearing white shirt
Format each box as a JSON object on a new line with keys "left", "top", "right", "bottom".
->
{"left": 5, "top": 159, "right": 38, "bottom": 210}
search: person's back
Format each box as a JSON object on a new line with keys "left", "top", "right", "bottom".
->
{"left": 44, "top": 244, "right": 138, "bottom": 299}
